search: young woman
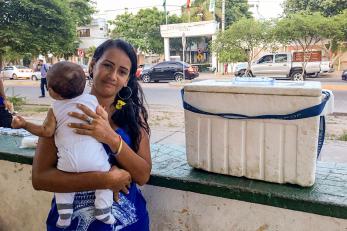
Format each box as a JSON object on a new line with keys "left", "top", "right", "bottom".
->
{"left": 32, "top": 39, "right": 151, "bottom": 230}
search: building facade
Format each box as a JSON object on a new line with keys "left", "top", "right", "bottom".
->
{"left": 77, "top": 18, "right": 109, "bottom": 50}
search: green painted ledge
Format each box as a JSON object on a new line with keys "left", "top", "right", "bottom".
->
{"left": 0, "top": 135, "right": 346, "bottom": 219}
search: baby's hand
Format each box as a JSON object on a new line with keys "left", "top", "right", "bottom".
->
{"left": 4, "top": 100, "right": 14, "bottom": 113}
{"left": 11, "top": 116, "right": 27, "bottom": 129}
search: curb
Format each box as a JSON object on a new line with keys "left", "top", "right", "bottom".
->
{"left": 332, "top": 112, "right": 347, "bottom": 116}
{"left": 168, "top": 80, "right": 192, "bottom": 87}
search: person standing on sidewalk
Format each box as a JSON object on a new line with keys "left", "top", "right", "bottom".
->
{"left": 0, "top": 76, "right": 11, "bottom": 110}
{"left": 0, "top": 76, "right": 14, "bottom": 127}
{"left": 38, "top": 59, "right": 49, "bottom": 98}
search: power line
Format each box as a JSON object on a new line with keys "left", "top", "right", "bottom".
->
{"left": 102, "top": 5, "right": 182, "bottom": 12}
{"left": 99, "top": 0, "right": 283, "bottom": 12}
{"left": 96, "top": 0, "right": 283, "bottom": 19}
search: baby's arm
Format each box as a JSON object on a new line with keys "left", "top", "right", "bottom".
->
{"left": 11, "top": 108, "right": 56, "bottom": 137}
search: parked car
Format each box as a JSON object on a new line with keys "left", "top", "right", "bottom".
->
{"left": 342, "top": 69, "right": 347, "bottom": 81}
{"left": 136, "top": 64, "right": 153, "bottom": 79}
{"left": 233, "top": 62, "right": 248, "bottom": 76}
{"left": 319, "top": 60, "right": 334, "bottom": 75}
{"left": 141, "top": 61, "right": 199, "bottom": 83}
{"left": 2, "top": 65, "right": 34, "bottom": 80}
{"left": 31, "top": 71, "right": 42, "bottom": 81}
{"left": 237, "top": 51, "right": 323, "bottom": 81}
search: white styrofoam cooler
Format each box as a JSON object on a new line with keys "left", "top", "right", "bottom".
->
{"left": 183, "top": 79, "right": 333, "bottom": 187}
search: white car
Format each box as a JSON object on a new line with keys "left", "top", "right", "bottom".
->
{"left": 31, "top": 71, "right": 42, "bottom": 81}
{"left": 233, "top": 62, "right": 248, "bottom": 76}
{"left": 2, "top": 65, "right": 34, "bottom": 80}
{"left": 320, "top": 61, "right": 334, "bottom": 74}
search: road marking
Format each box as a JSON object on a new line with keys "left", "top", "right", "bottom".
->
{"left": 322, "top": 85, "right": 347, "bottom": 91}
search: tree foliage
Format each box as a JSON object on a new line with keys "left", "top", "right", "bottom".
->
{"left": 181, "top": 0, "right": 214, "bottom": 22}
{"left": 282, "top": 0, "right": 347, "bottom": 63}
{"left": 67, "top": 0, "right": 95, "bottom": 26}
{"left": 319, "top": 10, "right": 347, "bottom": 63}
{"left": 274, "top": 12, "right": 342, "bottom": 72}
{"left": 181, "top": 0, "right": 251, "bottom": 28}
{"left": 274, "top": 13, "right": 328, "bottom": 50}
{"left": 0, "top": 0, "right": 95, "bottom": 67}
{"left": 109, "top": 8, "right": 182, "bottom": 54}
{"left": 211, "top": 18, "right": 274, "bottom": 71}
{"left": 217, "top": 0, "right": 252, "bottom": 27}
{"left": 283, "top": 0, "right": 347, "bottom": 17}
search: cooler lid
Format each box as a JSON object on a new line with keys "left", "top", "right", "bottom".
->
{"left": 184, "top": 79, "right": 322, "bottom": 97}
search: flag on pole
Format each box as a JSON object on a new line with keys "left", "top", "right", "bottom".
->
{"left": 163, "top": 0, "right": 166, "bottom": 11}
{"left": 187, "top": 0, "right": 190, "bottom": 11}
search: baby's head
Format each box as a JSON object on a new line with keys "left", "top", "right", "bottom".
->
{"left": 47, "top": 62, "right": 86, "bottom": 100}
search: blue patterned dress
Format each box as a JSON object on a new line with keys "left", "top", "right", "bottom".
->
{"left": 46, "top": 128, "right": 150, "bottom": 231}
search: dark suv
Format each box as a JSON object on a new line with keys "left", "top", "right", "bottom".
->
{"left": 141, "top": 61, "right": 199, "bottom": 83}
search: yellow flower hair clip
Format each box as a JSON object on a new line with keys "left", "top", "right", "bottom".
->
{"left": 115, "top": 99, "right": 126, "bottom": 110}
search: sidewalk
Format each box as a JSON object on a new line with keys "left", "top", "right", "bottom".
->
{"left": 7, "top": 78, "right": 347, "bottom": 164}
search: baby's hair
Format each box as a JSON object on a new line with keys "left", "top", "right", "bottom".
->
{"left": 47, "top": 62, "right": 86, "bottom": 99}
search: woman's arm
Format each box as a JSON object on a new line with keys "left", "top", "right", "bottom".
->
{"left": 69, "top": 104, "right": 152, "bottom": 186}
{"left": 108, "top": 128, "right": 152, "bottom": 186}
{"left": 0, "top": 78, "right": 6, "bottom": 99}
{"left": 32, "top": 137, "right": 131, "bottom": 193}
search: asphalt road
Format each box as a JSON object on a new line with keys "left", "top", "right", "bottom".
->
{"left": 2, "top": 75, "right": 347, "bottom": 113}
{"left": 2, "top": 81, "right": 183, "bottom": 108}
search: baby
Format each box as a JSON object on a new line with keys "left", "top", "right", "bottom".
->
{"left": 12, "top": 62, "right": 115, "bottom": 228}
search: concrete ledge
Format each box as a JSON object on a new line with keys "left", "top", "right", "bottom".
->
{"left": 141, "top": 185, "right": 347, "bottom": 231}
{"left": 0, "top": 135, "right": 346, "bottom": 220}
{"left": 149, "top": 144, "right": 347, "bottom": 220}
{"left": 0, "top": 136, "right": 33, "bottom": 165}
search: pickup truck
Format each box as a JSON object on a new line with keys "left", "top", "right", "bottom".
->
{"left": 236, "top": 52, "right": 323, "bottom": 81}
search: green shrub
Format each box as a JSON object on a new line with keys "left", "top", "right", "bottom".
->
{"left": 338, "top": 132, "right": 347, "bottom": 141}
{"left": 7, "top": 95, "right": 26, "bottom": 110}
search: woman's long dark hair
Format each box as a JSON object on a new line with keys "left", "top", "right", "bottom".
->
{"left": 91, "top": 39, "right": 150, "bottom": 152}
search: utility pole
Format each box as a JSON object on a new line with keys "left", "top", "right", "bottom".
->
{"left": 222, "top": 0, "right": 225, "bottom": 31}
{"left": 221, "top": 0, "right": 226, "bottom": 75}
{"left": 182, "top": 32, "right": 186, "bottom": 80}
{"left": 163, "top": 0, "right": 167, "bottom": 24}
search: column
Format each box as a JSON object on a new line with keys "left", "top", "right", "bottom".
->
{"left": 212, "top": 35, "right": 217, "bottom": 71}
{"left": 164, "top": 37, "right": 170, "bottom": 61}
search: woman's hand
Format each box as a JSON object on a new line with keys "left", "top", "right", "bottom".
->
{"left": 107, "top": 166, "right": 131, "bottom": 201}
{"left": 68, "top": 104, "right": 116, "bottom": 144}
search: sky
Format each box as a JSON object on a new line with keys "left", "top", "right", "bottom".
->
{"left": 250, "top": 0, "right": 285, "bottom": 19}
{"left": 95, "top": 0, "right": 285, "bottom": 21}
